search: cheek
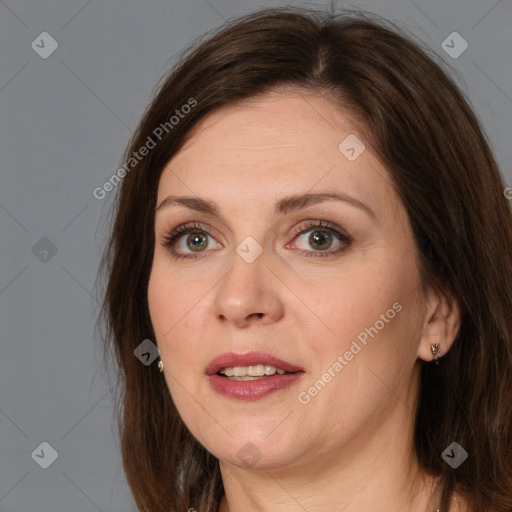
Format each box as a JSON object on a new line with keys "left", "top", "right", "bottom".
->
{"left": 298, "top": 262, "right": 403, "bottom": 346}
{"left": 147, "top": 262, "right": 190, "bottom": 374}
{"left": 147, "top": 259, "right": 210, "bottom": 372}
{"left": 147, "top": 266, "right": 204, "bottom": 409}
{"left": 147, "top": 264, "right": 173, "bottom": 338}
{"left": 294, "top": 255, "right": 422, "bottom": 401}
{"left": 148, "top": 258, "right": 198, "bottom": 337}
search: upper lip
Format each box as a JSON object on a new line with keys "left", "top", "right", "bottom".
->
{"left": 206, "top": 351, "right": 304, "bottom": 376}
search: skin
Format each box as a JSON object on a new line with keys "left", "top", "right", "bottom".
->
{"left": 147, "top": 90, "right": 462, "bottom": 512}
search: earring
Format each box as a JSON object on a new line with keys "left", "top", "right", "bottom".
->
{"left": 158, "top": 359, "right": 164, "bottom": 372}
{"left": 431, "top": 343, "right": 441, "bottom": 364}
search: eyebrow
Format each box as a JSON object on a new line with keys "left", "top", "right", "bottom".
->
{"left": 155, "top": 191, "right": 375, "bottom": 219}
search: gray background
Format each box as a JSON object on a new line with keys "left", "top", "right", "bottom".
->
{"left": 1, "top": 0, "right": 510, "bottom": 511}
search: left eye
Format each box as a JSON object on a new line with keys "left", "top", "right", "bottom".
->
{"left": 289, "top": 225, "right": 351, "bottom": 257}
{"left": 295, "top": 229, "right": 335, "bottom": 250}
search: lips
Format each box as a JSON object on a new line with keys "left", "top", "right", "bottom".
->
{"left": 205, "top": 351, "right": 304, "bottom": 376}
{"left": 206, "top": 351, "right": 305, "bottom": 400}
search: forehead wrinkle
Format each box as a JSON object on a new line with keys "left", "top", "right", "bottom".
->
{"left": 220, "top": 142, "right": 326, "bottom": 149}
{"left": 178, "top": 99, "right": 346, "bottom": 151}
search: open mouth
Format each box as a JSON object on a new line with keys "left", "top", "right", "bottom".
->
{"left": 217, "top": 364, "right": 291, "bottom": 380}
{"left": 207, "top": 352, "right": 304, "bottom": 400}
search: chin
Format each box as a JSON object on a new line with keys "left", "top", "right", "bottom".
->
{"left": 219, "top": 448, "right": 295, "bottom": 471}
{"left": 203, "top": 433, "right": 302, "bottom": 471}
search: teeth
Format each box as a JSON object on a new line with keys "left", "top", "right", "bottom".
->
{"left": 263, "top": 365, "right": 276, "bottom": 376}
{"left": 219, "top": 365, "right": 288, "bottom": 378}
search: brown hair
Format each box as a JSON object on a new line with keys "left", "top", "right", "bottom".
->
{"left": 96, "top": 6, "right": 512, "bottom": 512}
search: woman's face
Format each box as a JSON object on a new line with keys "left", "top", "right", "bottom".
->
{"left": 148, "top": 90, "right": 428, "bottom": 471}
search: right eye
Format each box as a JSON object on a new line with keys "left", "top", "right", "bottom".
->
{"left": 161, "top": 222, "right": 221, "bottom": 259}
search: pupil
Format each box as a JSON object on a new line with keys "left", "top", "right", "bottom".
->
{"left": 310, "top": 231, "right": 331, "bottom": 250}
{"left": 187, "top": 232, "right": 208, "bottom": 251}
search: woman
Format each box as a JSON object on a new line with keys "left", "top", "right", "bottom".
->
{"left": 97, "top": 6, "right": 512, "bottom": 512}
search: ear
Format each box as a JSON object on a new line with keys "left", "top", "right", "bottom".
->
{"left": 417, "top": 286, "right": 461, "bottom": 362}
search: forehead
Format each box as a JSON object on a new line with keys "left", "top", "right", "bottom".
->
{"left": 175, "top": 91, "right": 361, "bottom": 162}
{"left": 157, "top": 91, "right": 400, "bottom": 221}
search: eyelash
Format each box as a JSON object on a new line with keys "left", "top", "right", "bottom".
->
{"left": 160, "top": 220, "right": 352, "bottom": 260}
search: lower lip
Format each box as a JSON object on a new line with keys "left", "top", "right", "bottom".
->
{"left": 208, "top": 373, "right": 304, "bottom": 400}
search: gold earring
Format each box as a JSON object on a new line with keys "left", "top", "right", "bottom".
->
{"left": 431, "top": 343, "right": 441, "bottom": 364}
{"left": 158, "top": 360, "right": 164, "bottom": 372}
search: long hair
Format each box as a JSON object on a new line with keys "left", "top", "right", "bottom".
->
{"left": 96, "top": 6, "right": 512, "bottom": 512}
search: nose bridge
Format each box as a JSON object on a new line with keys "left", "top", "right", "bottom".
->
{"left": 212, "top": 240, "right": 282, "bottom": 325}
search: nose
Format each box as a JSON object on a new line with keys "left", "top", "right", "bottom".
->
{"left": 212, "top": 249, "right": 284, "bottom": 328}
